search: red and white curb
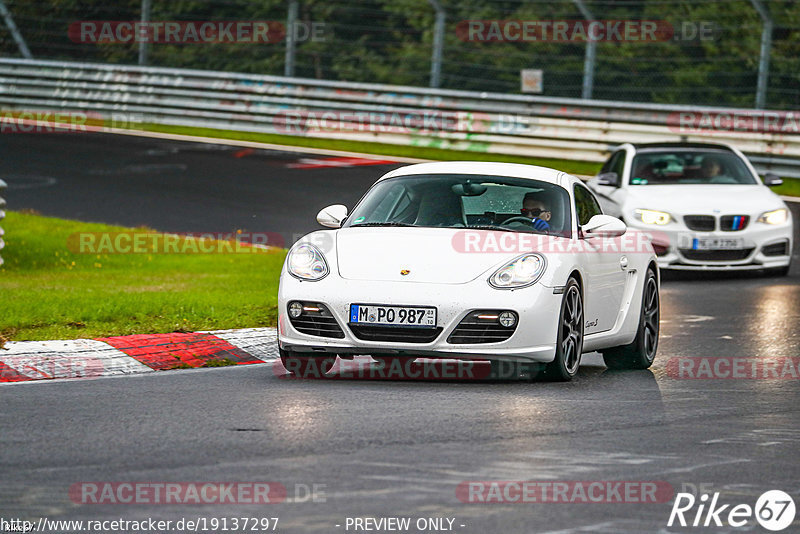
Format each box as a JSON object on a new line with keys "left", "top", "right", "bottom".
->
{"left": 0, "top": 327, "right": 277, "bottom": 384}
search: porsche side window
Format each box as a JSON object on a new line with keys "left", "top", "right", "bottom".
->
{"left": 574, "top": 184, "right": 602, "bottom": 226}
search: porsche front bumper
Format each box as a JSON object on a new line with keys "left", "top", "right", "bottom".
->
{"left": 277, "top": 275, "right": 563, "bottom": 363}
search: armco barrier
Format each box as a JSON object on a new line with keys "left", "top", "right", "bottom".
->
{"left": 0, "top": 58, "right": 799, "bottom": 176}
{"left": 0, "top": 178, "right": 5, "bottom": 267}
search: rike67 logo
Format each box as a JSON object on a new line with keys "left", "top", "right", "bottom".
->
{"left": 668, "top": 490, "right": 795, "bottom": 531}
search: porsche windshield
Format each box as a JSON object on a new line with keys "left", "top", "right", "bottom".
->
{"left": 630, "top": 150, "right": 758, "bottom": 185}
{"left": 343, "top": 174, "right": 572, "bottom": 237}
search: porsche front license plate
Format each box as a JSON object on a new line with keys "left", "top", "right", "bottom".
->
{"left": 692, "top": 237, "right": 744, "bottom": 250}
{"left": 350, "top": 304, "right": 436, "bottom": 326}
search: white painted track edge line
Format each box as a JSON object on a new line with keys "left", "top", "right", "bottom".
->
{"left": 103, "top": 127, "right": 432, "bottom": 164}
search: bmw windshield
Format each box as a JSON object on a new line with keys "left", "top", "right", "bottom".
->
{"left": 343, "top": 174, "right": 573, "bottom": 238}
{"left": 630, "top": 150, "right": 758, "bottom": 186}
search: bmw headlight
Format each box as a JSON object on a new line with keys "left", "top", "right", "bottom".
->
{"left": 757, "top": 208, "right": 789, "bottom": 225}
{"left": 634, "top": 209, "right": 672, "bottom": 225}
{"left": 287, "top": 243, "right": 329, "bottom": 281}
{"left": 489, "top": 254, "right": 546, "bottom": 289}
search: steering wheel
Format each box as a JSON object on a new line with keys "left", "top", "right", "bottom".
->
{"left": 500, "top": 216, "right": 536, "bottom": 226}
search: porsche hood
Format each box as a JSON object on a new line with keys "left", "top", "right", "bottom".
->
{"left": 334, "top": 227, "right": 560, "bottom": 284}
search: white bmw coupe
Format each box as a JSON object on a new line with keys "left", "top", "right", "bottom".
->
{"left": 278, "top": 162, "right": 659, "bottom": 381}
{"left": 587, "top": 142, "right": 793, "bottom": 275}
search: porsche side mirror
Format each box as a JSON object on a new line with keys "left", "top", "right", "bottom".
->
{"left": 583, "top": 214, "right": 627, "bottom": 238}
{"left": 763, "top": 173, "right": 783, "bottom": 187}
{"left": 596, "top": 172, "right": 619, "bottom": 186}
{"left": 317, "top": 204, "right": 348, "bottom": 228}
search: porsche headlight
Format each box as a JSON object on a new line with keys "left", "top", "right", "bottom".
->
{"left": 634, "top": 209, "right": 672, "bottom": 225}
{"left": 489, "top": 254, "right": 546, "bottom": 289}
{"left": 287, "top": 243, "right": 329, "bottom": 280}
{"left": 757, "top": 208, "right": 789, "bottom": 225}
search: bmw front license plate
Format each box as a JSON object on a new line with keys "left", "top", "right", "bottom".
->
{"left": 350, "top": 304, "right": 436, "bottom": 327}
{"left": 692, "top": 237, "right": 744, "bottom": 250}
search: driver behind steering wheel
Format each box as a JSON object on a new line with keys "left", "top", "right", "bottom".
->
{"left": 520, "top": 193, "right": 551, "bottom": 232}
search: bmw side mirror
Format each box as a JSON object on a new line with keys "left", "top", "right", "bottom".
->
{"left": 316, "top": 204, "right": 348, "bottom": 228}
{"left": 763, "top": 173, "right": 783, "bottom": 187}
{"left": 596, "top": 172, "right": 619, "bottom": 186}
{"left": 582, "top": 214, "right": 627, "bottom": 238}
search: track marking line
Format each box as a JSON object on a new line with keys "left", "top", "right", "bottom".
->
{"left": 286, "top": 156, "right": 398, "bottom": 169}
{"left": 101, "top": 127, "right": 430, "bottom": 163}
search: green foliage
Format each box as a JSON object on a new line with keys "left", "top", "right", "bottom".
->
{"left": 0, "top": 1, "right": 798, "bottom": 107}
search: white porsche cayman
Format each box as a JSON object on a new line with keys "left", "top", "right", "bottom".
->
{"left": 278, "top": 162, "right": 659, "bottom": 381}
{"left": 587, "top": 142, "right": 793, "bottom": 275}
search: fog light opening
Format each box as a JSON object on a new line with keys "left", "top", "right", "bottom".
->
{"left": 498, "top": 311, "right": 517, "bottom": 328}
{"left": 288, "top": 301, "right": 303, "bottom": 318}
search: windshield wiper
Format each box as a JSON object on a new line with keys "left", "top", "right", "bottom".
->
{"left": 352, "top": 222, "right": 418, "bottom": 227}
{"left": 466, "top": 225, "right": 515, "bottom": 232}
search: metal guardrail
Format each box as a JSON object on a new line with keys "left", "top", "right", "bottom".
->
{"left": 0, "top": 58, "right": 799, "bottom": 177}
{"left": 0, "top": 178, "right": 5, "bottom": 267}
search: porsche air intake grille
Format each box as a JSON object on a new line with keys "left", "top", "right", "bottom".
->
{"left": 683, "top": 215, "right": 716, "bottom": 232}
{"left": 678, "top": 248, "right": 754, "bottom": 262}
{"left": 720, "top": 215, "right": 750, "bottom": 231}
{"left": 348, "top": 325, "right": 443, "bottom": 343}
{"left": 288, "top": 302, "right": 345, "bottom": 339}
{"left": 447, "top": 311, "right": 518, "bottom": 344}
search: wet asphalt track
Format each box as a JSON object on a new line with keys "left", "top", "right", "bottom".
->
{"left": 2, "top": 133, "right": 800, "bottom": 533}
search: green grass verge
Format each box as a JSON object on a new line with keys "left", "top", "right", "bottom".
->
{"left": 0, "top": 211, "right": 285, "bottom": 341}
{"left": 772, "top": 177, "right": 800, "bottom": 198}
{"left": 138, "top": 123, "right": 603, "bottom": 177}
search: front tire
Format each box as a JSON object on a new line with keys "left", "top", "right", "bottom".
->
{"left": 602, "top": 268, "right": 659, "bottom": 370}
{"left": 543, "top": 278, "right": 584, "bottom": 381}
